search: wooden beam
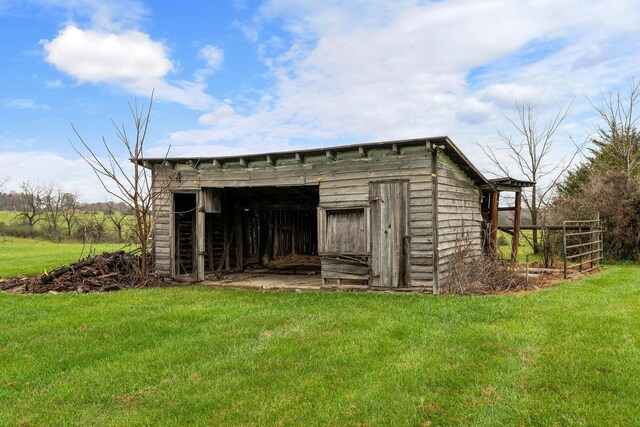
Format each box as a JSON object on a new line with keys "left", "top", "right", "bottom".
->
{"left": 295, "top": 153, "right": 303, "bottom": 163}
{"left": 511, "top": 190, "right": 522, "bottom": 262}
{"left": 239, "top": 157, "right": 247, "bottom": 167}
{"left": 358, "top": 146, "right": 367, "bottom": 157}
{"left": 326, "top": 150, "right": 335, "bottom": 161}
{"left": 196, "top": 190, "right": 205, "bottom": 281}
{"left": 391, "top": 143, "right": 399, "bottom": 154}
{"left": 212, "top": 159, "right": 222, "bottom": 168}
{"left": 490, "top": 191, "right": 499, "bottom": 255}
{"left": 266, "top": 155, "right": 274, "bottom": 166}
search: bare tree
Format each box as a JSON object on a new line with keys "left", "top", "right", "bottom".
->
{"left": 71, "top": 91, "right": 174, "bottom": 283}
{"left": 478, "top": 100, "right": 584, "bottom": 253}
{"left": 16, "top": 181, "right": 45, "bottom": 228}
{"left": 42, "top": 182, "right": 65, "bottom": 243}
{"left": 0, "top": 177, "right": 8, "bottom": 190}
{"left": 60, "top": 191, "right": 82, "bottom": 237}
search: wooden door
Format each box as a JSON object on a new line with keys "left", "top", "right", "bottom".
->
{"left": 369, "top": 181, "right": 410, "bottom": 287}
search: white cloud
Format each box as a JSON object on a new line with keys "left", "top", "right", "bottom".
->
{"left": 194, "top": 44, "right": 224, "bottom": 83}
{"left": 0, "top": 135, "right": 36, "bottom": 149}
{"left": 45, "top": 79, "right": 64, "bottom": 88}
{"left": 42, "top": 26, "right": 172, "bottom": 83}
{"left": 477, "top": 84, "right": 549, "bottom": 110}
{"left": 4, "top": 98, "right": 50, "bottom": 110}
{"left": 199, "top": 45, "right": 224, "bottom": 72}
{"left": 164, "top": 0, "right": 640, "bottom": 171}
{"left": 41, "top": 25, "right": 214, "bottom": 109}
{"left": 0, "top": 151, "right": 109, "bottom": 200}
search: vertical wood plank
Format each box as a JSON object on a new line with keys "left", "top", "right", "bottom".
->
{"left": 170, "top": 192, "right": 175, "bottom": 277}
{"left": 317, "top": 208, "right": 326, "bottom": 254}
{"left": 490, "top": 191, "right": 499, "bottom": 255}
{"left": 196, "top": 190, "right": 205, "bottom": 281}
{"left": 370, "top": 182, "right": 381, "bottom": 287}
{"left": 402, "top": 181, "right": 411, "bottom": 287}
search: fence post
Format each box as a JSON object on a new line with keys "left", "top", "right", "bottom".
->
{"left": 563, "top": 221, "right": 567, "bottom": 279}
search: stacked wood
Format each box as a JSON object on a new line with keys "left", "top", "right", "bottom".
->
{"left": 0, "top": 251, "right": 155, "bottom": 294}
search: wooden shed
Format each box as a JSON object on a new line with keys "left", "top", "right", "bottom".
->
{"left": 143, "top": 137, "right": 526, "bottom": 294}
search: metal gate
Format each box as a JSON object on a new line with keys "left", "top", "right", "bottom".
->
{"left": 563, "top": 219, "right": 603, "bottom": 278}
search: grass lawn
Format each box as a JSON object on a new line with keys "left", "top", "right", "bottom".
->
{"left": 1, "top": 265, "right": 639, "bottom": 425}
{"left": 0, "top": 236, "right": 132, "bottom": 277}
{"left": 497, "top": 229, "right": 543, "bottom": 264}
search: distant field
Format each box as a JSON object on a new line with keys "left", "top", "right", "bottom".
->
{"left": 0, "top": 210, "right": 17, "bottom": 224}
{"left": 0, "top": 210, "right": 133, "bottom": 236}
{"left": 0, "top": 236, "right": 131, "bottom": 278}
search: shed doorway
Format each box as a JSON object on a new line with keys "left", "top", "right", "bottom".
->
{"left": 201, "top": 185, "right": 320, "bottom": 275}
{"left": 173, "top": 192, "right": 197, "bottom": 276}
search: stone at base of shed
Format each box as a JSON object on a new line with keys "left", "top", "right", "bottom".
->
{"left": 199, "top": 272, "right": 434, "bottom": 293}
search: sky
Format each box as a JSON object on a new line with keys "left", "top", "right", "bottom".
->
{"left": 0, "top": 0, "right": 639, "bottom": 201}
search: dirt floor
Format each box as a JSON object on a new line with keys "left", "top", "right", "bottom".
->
{"left": 202, "top": 272, "right": 325, "bottom": 291}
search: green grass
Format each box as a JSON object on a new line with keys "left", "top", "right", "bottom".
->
{"left": 497, "top": 229, "right": 543, "bottom": 263}
{"left": 1, "top": 266, "right": 639, "bottom": 425}
{"left": 0, "top": 236, "right": 131, "bottom": 277}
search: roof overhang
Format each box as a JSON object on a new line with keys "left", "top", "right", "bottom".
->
{"left": 138, "top": 136, "right": 496, "bottom": 190}
{"left": 488, "top": 177, "right": 535, "bottom": 192}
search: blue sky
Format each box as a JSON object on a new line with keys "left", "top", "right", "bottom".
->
{"left": 1, "top": 0, "right": 639, "bottom": 200}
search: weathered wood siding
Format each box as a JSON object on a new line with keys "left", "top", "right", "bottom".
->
{"left": 152, "top": 145, "right": 442, "bottom": 291}
{"left": 151, "top": 169, "right": 177, "bottom": 276}
{"left": 436, "top": 153, "right": 483, "bottom": 289}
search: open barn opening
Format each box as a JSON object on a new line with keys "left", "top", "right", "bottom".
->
{"left": 196, "top": 185, "right": 320, "bottom": 276}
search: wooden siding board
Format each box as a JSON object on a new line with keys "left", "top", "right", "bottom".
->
{"left": 153, "top": 151, "right": 439, "bottom": 289}
{"left": 436, "top": 152, "right": 483, "bottom": 289}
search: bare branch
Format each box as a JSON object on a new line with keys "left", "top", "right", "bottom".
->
{"left": 71, "top": 90, "right": 171, "bottom": 283}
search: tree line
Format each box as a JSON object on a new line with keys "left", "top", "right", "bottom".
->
{"left": 0, "top": 181, "right": 134, "bottom": 244}
{"left": 552, "top": 81, "right": 640, "bottom": 260}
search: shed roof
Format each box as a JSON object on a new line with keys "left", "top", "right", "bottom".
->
{"left": 140, "top": 136, "right": 498, "bottom": 190}
{"left": 489, "top": 177, "right": 535, "bottom": 192}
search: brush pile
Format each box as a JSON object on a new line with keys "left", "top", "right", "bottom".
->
{"left": 0, "top": 251, "right": 154, "bottom": 294}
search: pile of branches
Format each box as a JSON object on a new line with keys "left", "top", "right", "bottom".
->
{"left": 0, "top": 251, "right": 156, "bottom": 294}
{"left": 441, "top": 236, "right": 534, "bottom": 295}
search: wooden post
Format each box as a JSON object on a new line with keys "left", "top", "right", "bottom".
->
{"left": 196, "top": 190, "right": 205, "bottom": 281}
{"left": 236, "top": 209, "right": 243, "bottom": 271}
{"left": 430, "top": 143, "right": 440, "bottom": 293}
{"left": 207, "top": 213, "right": 214, "bottom": 271}
{"left": 563, "top": 222, "right": 567, "bottom": 279}
{"left": 511, "top": 190, "right": 522, "bottom": 262}
{"left": 490, "top": 191, "right": 499, "bottom": 255}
